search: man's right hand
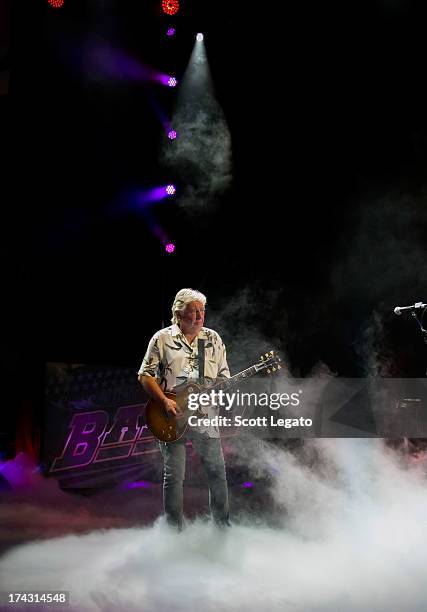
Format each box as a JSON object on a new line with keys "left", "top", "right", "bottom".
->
{"left": 162, "top": 397, "right": 179, "bottom": 417}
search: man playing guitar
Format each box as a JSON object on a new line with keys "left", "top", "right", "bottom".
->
{"left": 138, "top": 288, "right": 231, "bottom": 530}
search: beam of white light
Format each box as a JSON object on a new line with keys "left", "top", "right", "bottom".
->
{"left": 160, "top": 34, "right": 232, "bottom": 212}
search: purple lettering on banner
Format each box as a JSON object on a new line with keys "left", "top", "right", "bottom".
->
{"left": 50, "top": 411, "right": 109, "bottom": 472}
{"left": 131, "top": 423, "right": 154, "bottom": 456}
{"left": 101, "top": 405, "right": 142, "bottom": 444}
{"left": 94, "top": 405, "right": 144, "bottom": 462}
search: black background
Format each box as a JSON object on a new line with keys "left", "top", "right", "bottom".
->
{"left": 5, "top": 0, "right": 427, "bottom": 447}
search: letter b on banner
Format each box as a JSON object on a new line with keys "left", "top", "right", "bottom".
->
{"left": 51, "top": 411, "right": 109, "bottom": 471}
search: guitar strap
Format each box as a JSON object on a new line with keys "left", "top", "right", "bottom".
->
{"left": 197, "top": 339, "right": 205, "bottom": 383}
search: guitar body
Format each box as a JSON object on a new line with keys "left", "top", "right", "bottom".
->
{"left": 145, "top": 382, "right": 203, "bottom": 443}
{"left": 144, "top": 352, "right": 281, "bottom": 442}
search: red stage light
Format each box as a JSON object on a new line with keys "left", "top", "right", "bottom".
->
{"left": 48, "top": 0, "right": 64, "bottom": 7}
{"left": 162, "top": 0, "right": 179, "bottom": 16}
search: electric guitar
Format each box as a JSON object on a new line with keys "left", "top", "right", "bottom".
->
{"left": 145, "top": 351, "right": 281, "bottom": 442}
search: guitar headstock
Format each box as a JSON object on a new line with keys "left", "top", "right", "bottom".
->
{"left": 256, "top": 350, "right": 282, "bottom": 375}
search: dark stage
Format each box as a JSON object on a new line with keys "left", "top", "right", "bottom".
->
{"left": 2, "top": 0, "right": 427, "bottom": 610}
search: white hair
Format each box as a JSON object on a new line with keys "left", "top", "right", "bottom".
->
{"left": 171, "top": 288, "right": 207, "bottom": 324}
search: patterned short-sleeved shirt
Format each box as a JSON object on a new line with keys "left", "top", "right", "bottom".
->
{"left": 138, "top": 324, "right": 230, "bottom": 438}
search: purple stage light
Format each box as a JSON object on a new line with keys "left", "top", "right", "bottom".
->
{"left": 137, "top": 186, "right": 169, "bottom": 205}
{"left": 126, "top": 481, "right": 154, "bottom": 489}
{"left": 165, "top": 184, "right": 176, "bottom": 195}
{"left": 86, "top": 43, "right": 164, "bottom": 84}
{"left": 0, "top": 452, "right": 42, "bottom": 489}
{"left": 168, "top": 130, "right": 177, "bottom": 140}
{"left": 158, "top": 74, "right": 178, "bottom": 87}
{"left": 242, "top": 481, "right": 253, "bottom": 488}
{"left": 165, "top": 243, "right": 176, "bottom": 254}
{"left": 167, "top": 27, "right": 176, "bottom": 37}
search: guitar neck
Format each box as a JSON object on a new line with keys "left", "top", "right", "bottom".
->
{"left": 208, "top": 365, "right": 260, "bottom": 393}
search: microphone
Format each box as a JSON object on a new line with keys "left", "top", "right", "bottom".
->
{"left": 394, "top": 302, "right": 427, "bottom": 316}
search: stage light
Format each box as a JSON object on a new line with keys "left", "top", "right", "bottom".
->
{"left": 167, "top": 76, "right": 177, "bottom": 87}
{"left": 196, "top": 33, "right": 204, "bottom": 42}
{"left": 167, "top": 27, "right": 176, "bottom": 37}
{"left": 168, "top": 130, "right": 177, "bottom": 140}
{"left": 165, "top": 243, "right": 176, "bottom": 253}
{"left": 165, "top": 184, "right": 176, "bottom": 195}
{"left": 162, "top": 0, "right": 179, "bottom": 16}
{"left": 48, "top": 0, "right": 64, "bottom": 7}
{"left": 126, "top": 481, "right": 154, "bottom": 489}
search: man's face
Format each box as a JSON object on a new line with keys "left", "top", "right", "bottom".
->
{"left": 178, "top": 300, "right": 205, "bottom": 336}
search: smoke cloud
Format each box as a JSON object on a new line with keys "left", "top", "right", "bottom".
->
{"left": 1, "top": 440, "right": 427, "bottom": 611}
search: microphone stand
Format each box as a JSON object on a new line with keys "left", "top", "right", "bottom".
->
{"left": 410, "top": 307, "right": 427, "bottom": 376}
{"left": 410, "top": 307, "right": 427, "bottom": 345}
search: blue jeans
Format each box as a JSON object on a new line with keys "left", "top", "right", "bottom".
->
{"left": 159, "top": 431, "right": 229, "bottom": 528}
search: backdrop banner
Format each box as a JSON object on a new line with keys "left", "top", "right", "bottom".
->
{"left": 42, "top": 363, "right": 162, "bottom": 490}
